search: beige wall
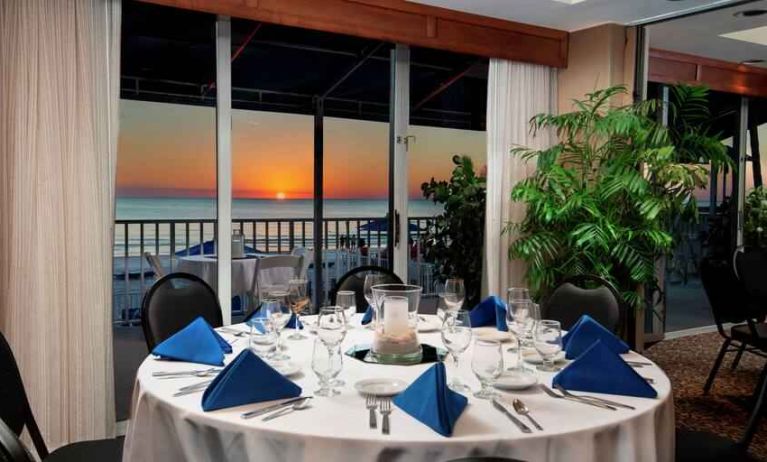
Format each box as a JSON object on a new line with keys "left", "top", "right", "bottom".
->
{"left": 558, "top": 24, "right": 637, "bottom": 113}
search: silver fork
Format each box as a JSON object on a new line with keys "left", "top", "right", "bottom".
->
{"left": 539, "top": 384, "right": 617, "bottom": 410}
{"left": 380, "top": 398, "right": 392, "bottom": 435}
{"left": 553, "top": 384, "right": 635, "bottom": 410}
{"left": 366, "top": 395, "right": 378, "bottom": 429}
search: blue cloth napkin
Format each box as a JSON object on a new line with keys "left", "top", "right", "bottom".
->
{"left": 552, "top": 340, "right": 657, "bottom": 398}
{"left": 244, "top": 308, "right": 303, "bottom": 330}
{"left": 361, "top": 305, "right": 374, "bottom": 325}
{"left": 202, "top": 349, "right": 302, "bottom": 412}
{"left": 468, "top": 296, "right": 508, "bottom": 331}
{"left": 152, "top": 317, "right": 231, "bottom": 366}
{"left": 562, "top": 314, "right": 629, "bottom": 359}
{"left": 392, "top": 362, "right": 468, "bottom": 437}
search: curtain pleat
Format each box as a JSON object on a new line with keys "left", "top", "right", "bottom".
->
{"left": 0, "top": 0, "right": 120, "bottom": 448}
{"left": 484, "top": 60, "right": 557, "bottom": 298}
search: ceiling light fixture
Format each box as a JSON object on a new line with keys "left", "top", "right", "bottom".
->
{"left": 734, "top": 9, "right": 767, "bottom": 18}
{"left": 551, "top": 0, "right": 588, "bottom": 4}
{"left": 740, "top": 59, "right": 765, "bottom": 65}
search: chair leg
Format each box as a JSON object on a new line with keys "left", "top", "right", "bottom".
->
{"left": 704, "top": 339, "right": 731, "bottom": 394}
{"left": 731, "top": 343, "right": 747, "bottom": 371}
{"left": 741, "top": 363, "right": 767, "bottom": 449}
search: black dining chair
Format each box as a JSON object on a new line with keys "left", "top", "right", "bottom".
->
{"left": 140, "top": 272, "right": 223, "bottom": 351}
{"left": 700, "top": 256, "right": 767, "bottom": 395}
{"left": 0, "top": 418, "right": 34, "bottom": 462}
{"left": 329, "top": 265, "right": 403, "bottom": 313}
{"left": 446, "top": 457, "right": 526, "bottom": 462}
{"left": 540, "top": 274, "right": 625, "bottom": 333}
{"left": 0, "top": 331, "right": 122, "bottom": 462}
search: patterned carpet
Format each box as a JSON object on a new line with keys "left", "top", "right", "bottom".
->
{"left": 644, "top": 332, "right": 767, "bottom": 459}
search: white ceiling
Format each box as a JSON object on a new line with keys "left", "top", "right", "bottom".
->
{"left": 648, "top": 0, "right": 767, "bottom": 68}
{"left": 407, "top": 0, "right": 748, "bottom": 32}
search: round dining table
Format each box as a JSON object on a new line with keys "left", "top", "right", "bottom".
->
{"left": 122, "top": 315, "right": 675, "bottom": 462}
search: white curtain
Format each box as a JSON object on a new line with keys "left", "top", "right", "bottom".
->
{"left": 0, "top": 0, "right": 120, "bottom": 448}
{"left": 484, "top": 60, "right": 557, "bottom": 298}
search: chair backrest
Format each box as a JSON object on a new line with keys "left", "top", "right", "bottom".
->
{"left": 143, "top": 251, "right": 165, "bottom": 278}
{"left": 330, "top": 265, "right": 403, "bottom": 312}
{"left": 735, "top": 250, "right": 767, "bottom": 309}
{"left": 542, "top": 275, "right": 623, "bottom": 333}
{"left": 252, "top": 255, "right": 304, "bottom": 297}
{"left": 141, "top": 272, "right": 223, "bottom": 350}
{"left": 290, "top": 247, "right": 312, "bottom": 278}
{"left": 0, "top": 419, "right": 34, "bottom": 462}
{"left": 0, "top": 333, "right": 48, "bottom": 459}
{"left": 700, "top": 256, "right": 756, "bottom": 327}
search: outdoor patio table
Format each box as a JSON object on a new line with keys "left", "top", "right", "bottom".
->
{"left": 122, "top": 315, "right": 674, "bottom": 462}
{"left": 176, "top": 255, "right": 258, "bottom": 297}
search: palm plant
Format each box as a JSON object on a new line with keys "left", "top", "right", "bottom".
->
{"left": 507, "top": 86, "right": 726, "bottom": 308}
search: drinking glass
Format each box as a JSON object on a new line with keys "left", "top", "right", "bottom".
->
{"left": 441, "top": 311, "right": 473, "bottom": 393}
{"left": 534, "top": 320, "right": 563, "bottom": 372}
{"left": 311, "top": 339, "right": 343, "bottom": 397}
{"left": 471, "top": 339, "right": 504, "bottom": 399}
{"left": 336, "top": 290, "right": 357, "bottom": 326}
{"left": 317, "top": 306, "right": 347, "bottom": 347}
{"left": 287, "top": 278, "right": 310, "bottom": 340}
{"left": 507, "top": 287, "right": 530, "bottom": 303}
{"left": 506, "top": 299, "right": 532, "bottom": 373}
{"left": 363, "top": 274, "right": 386, "bottom": 308}
{"left": 261, "top": 298, "right": 292, "bottom": 360}
{"left": 444, "top": 278, "right": 465, "bottom": 312}
{"left": 523, "top": 302, "right": 541, "bottom": 344}
{"left": 248, "top": 318, "right": 277, "bottom": 359}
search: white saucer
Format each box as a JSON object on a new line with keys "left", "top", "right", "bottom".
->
{"left": 417, "top": 317, "right": 441, "bottom": 332}
{"left": 354, "top": 378, "right": 408, "bottom": 396}
{"left": 271, "top": 361, "right": 301, "bottom": 377}
{"left": 494, "top": 372, "right": 538, "bottom": 391}
{"left": 521, "top": 349, "right": 566, "bottom": 365}
{"left": 473, "top": 327, "right": 513, "bottom": 343}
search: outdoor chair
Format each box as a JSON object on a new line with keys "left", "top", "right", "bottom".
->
{"left": 143, "top": 252, "right": 165, "bottom": 279}
{"left": 0, "top": 331, "right": 123, "bottom": 461}
{"left": 252, "top": 255, "right": 304, "bottom": 304}
{"left": 701, "top": 255, "right": 767, "bottom": 395}
{"left": 330, "top": 265, "right": 403, "bottom": 313}
{"left": 541, "top": 275, "right": 625, "bottom": 333}
{"left": 140, "top": 272, "right": 223, "bottom": 350}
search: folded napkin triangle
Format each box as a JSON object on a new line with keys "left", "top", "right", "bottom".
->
{"left": 202, "top": 349, "right": 302, "bottom": 411}
{"left": 361, "top": 305, "right": 374, "bottom": 325}
{"left": 562, "top": 314, "right": 628, "bottom": 359}
{"left": 468, "top": 296, "right": 507, "bottom": 331}
{"left": 553, "top": 340, "right": 657, "bottom": 398}
{"left": 393, "top": 362, "right": 468, "bottom": 437}
{"left": 152, "top": 317, "right": 230, "bottom": 366}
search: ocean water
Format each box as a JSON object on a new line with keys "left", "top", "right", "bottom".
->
{"left": 116, "top": 197, "right": 443, "bottom": 220}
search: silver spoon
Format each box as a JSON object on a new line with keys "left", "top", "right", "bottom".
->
{"left": 512, "top": 399, "right": 543, "bottom": 431}
{"left": 158, "top": 369, "right": 220, "bottom": 379}
{"left": 262, "top": 398, "right": 312, "bottom": 421}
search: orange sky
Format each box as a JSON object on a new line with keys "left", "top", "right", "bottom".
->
{"left": 117, "top": 100, "right": 486, "bottom": 199}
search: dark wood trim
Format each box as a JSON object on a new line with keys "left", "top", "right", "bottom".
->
{"left": 649, "top": 48, "right": 767, "bottom": 98}
{"left": 137, "top": 0, "right": 569, "bottom": 68}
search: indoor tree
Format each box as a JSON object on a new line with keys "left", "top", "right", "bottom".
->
{"left": 507, "top": 85, "right": 727, "bottom": 309}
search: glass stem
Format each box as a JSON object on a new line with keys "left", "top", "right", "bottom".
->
{"left": 516, "top": 338, "right": 523, "bottom": 370}
{"left": 543, "top": 357, "right": 553, "bottom": 371}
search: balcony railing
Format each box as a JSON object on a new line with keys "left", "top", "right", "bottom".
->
{"left": 113, "top": 216, "right": 437, "bottom": 324}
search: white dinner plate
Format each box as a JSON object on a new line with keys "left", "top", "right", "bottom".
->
{"left": 494, "top": 372, "right": 539, "bottom": 391}
{"left": 271, "top": 361, "right": 301, "bottom": 377}
{"left": 417, "top": 317, "right": 441, "bottom": 332}
{"left": 354, "top": 378, "right": 408, "bottom": 396}
{"left": 472, "top": 327, "right": 513, "bottom": 343}
{"left": 521, "top": 349, "right": 567, "bottom": 365}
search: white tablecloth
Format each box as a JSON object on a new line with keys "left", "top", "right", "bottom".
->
{"left": 176, "top": 256, "right": 258, "bottom": 297}
{"left": 123, "top": 316, "right": 675, "bottom": 462}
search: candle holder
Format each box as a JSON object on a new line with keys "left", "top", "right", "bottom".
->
{"left": 370, "top": 284, "right": 423, "bottom": 365}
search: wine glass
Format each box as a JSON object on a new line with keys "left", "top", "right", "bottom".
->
{"left": 444, "top": 278, "right": 465, "bottom": 312}
{"left": 363, "top": 274, "right": 386, "bottom": 308}
{"left": 441, "top": 311, "right": 472, "bottom": 393}
{"left": 534, "top": 320, "right": 563, "bottom": 372}
{"left": 523, "top": 302, "right": 541, "bottom": 345}
{"left": 311, "top": 339, "right": 343, "bottom": 397}
{"left": 317, "top": 306, "right": 347, "bottom": 347}
{"left": 506, "top": 299, "right": 532, "bottom": 374}
{"left": 336, "top": 290, "right": 356, "bottom": 326}
{"left": 507, "top": 287, "right": 530, "bottom": 303}
{"left": 247, "top": 317, "right": 277, "bottom": 359}
{"left": 287, "top": 278, "right": 310, "bottom": 340}
{"left": 261, "top": 297, "right": 291, "bottom": 361}
{"left": 471, "top": 339, "right": 504, "bottom": 399}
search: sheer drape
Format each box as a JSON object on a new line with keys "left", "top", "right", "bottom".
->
{"left": 484, "top": 60, "right": 557, "bottom": 297}
{"left": 0, "top": 0, "right": 120, "bottom": 448}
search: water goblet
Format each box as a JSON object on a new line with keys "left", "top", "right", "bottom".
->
{"left": 534, "top": 320, "right": 563, "bottom": 372}
{"left": 471, "top": 339, "right": 504, "bottom": 399}
{"left": 336, "top": 290, "right": 357, "bottom": 327}
{"left": 444, "top": 278, "right": 465, "bottom": 312}
{"left": 363, "top": 273, "right": 386, "bottom": 315}
{"left": 248, "top": 317, "right": 277, "bottom": 359}
{"left": 441, "top": 311, "right": 472, "bottom": 393}
{"left": 261, "top": 298, "right": 292, "bottom": 361}
{"left": 311, "top": 339, "right": 343, "bottom": 397}
{"left": 287, "top": 278, "right": 310, "bottom": 340}
{"left": 506, "top": 299, "right": 532, "bottom": 371}
{"left": 317, "top": 306, "right": 347, "bottom": 347}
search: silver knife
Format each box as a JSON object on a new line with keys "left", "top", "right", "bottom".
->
{"left": 241, "top": 396, "right": 311, "bottom": 420}
{"left": 492, "top": 399, "right": 532, "bottom": 433}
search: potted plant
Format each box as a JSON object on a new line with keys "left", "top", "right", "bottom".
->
{"left": 745, "top": 186, "right": 767, "bottom": 251}
{"left": 421, "top": 155, "right": 486, "bottom": 307}
{"left": 506, "top": 86, "right": 726, "bottom": 345}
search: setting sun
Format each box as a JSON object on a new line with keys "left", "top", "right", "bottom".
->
{"left": 275, "top": 192, "right": 286, "bottom": 200}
